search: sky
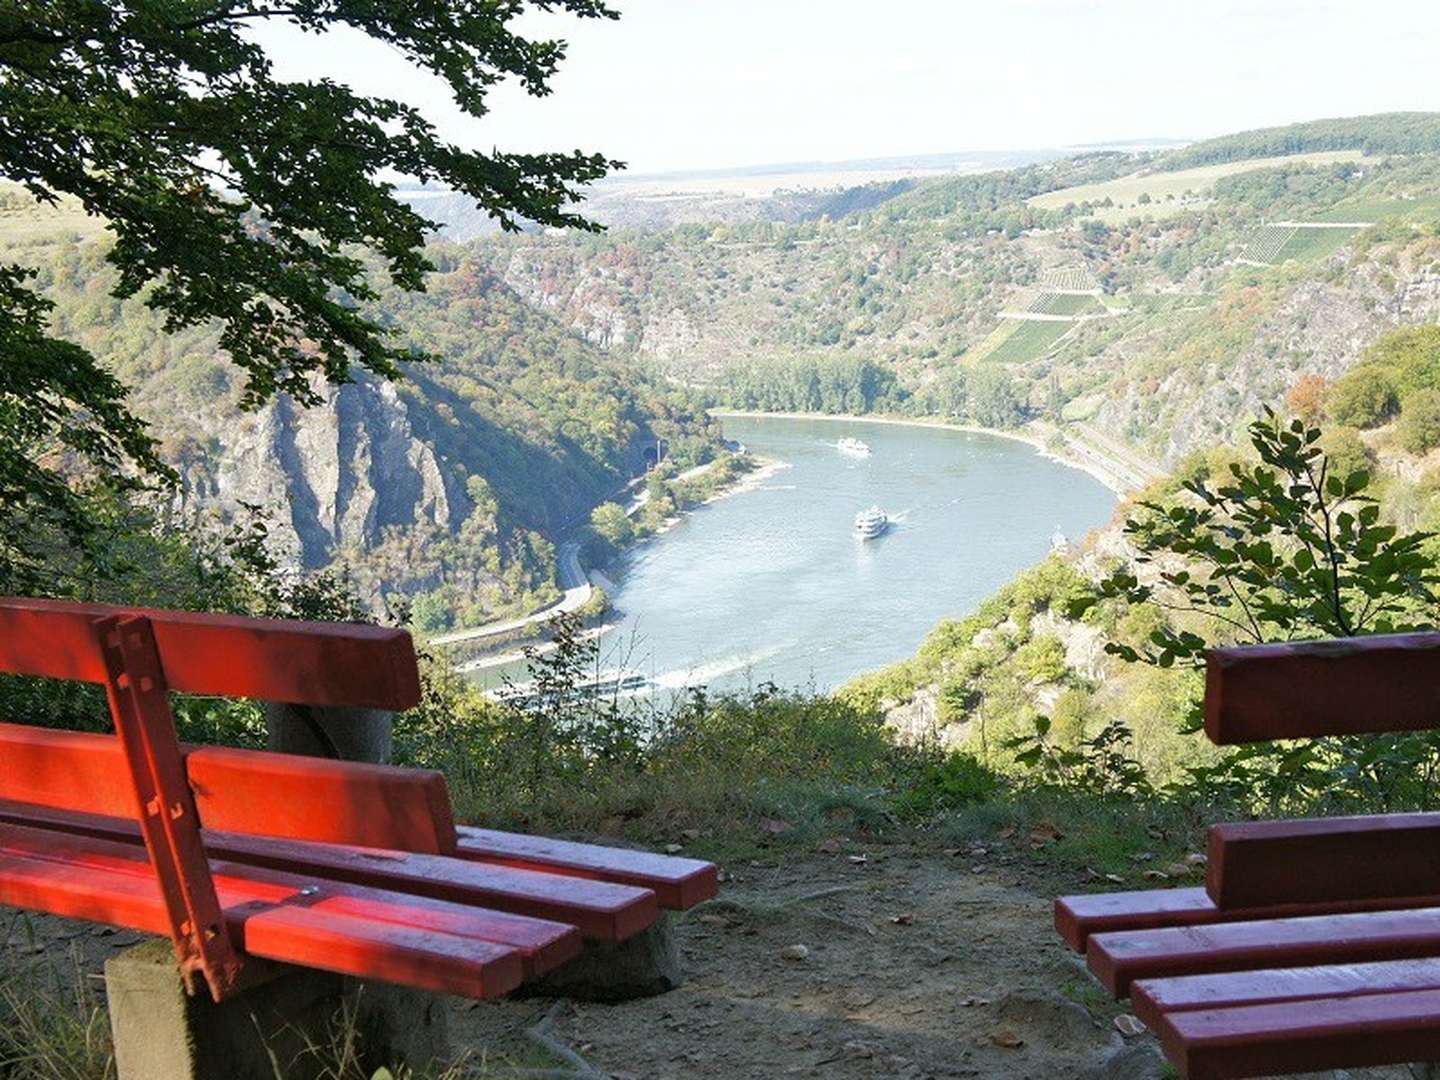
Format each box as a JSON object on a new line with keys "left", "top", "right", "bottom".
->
{"left": 252, "top": 1, "right": 1440, "bottom": 176}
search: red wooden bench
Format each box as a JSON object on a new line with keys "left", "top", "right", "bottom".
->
{"left": 1055, "top": 633, "right": 1440, "bottom": 1079}
{"left": 0, "top": 597, "right": 717, "bottom": 1002}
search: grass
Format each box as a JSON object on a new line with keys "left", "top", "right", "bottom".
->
{"left": 1310, "top": 198, "right": 1440, "bottom": 224}
{"left": 1028, "top": 150, "right": 1366, "bottom": 224}
{"left": 982, "top": 318, "right": 1073, "bottom": 364}
{"left": 0, "top": 183, "right": 107, "bottom": 244}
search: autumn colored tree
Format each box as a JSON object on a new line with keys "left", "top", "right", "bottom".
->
{"left": 1285, "top": 373, "right": 1328, "bottom": 422}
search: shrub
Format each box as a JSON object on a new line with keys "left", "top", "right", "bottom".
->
{"left": 1399, "top": 388, "right": 1440, "bottom": 453}
{"left": 1328, "top": 364, "right": 1399, "bottom": 428}
{"left": 1318, "top": 425, "right": 1375, "bottom": 480}
{"left": 1362, "top": 324, "right": 1440, "bottom": 397}
{"left": 892, "top": 752, "right": 1002, "bottom": 819}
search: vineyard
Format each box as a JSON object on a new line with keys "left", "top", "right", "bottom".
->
{"left": 1039, "top": 266, "right": 1101, "bottom": 294}
{"left": 1025, "top": 292, "right": 1102, "bottom": 317}
{"left": 981, "top": 318, "right": 1073, "bottom": 364}
{"left": 1272, "top": 225, "right": 1362, "bottom": 262}
{"left": 1238, "top": 224, "right": 1296, "bottom": 265}
{"left": 1237, "top": 221, "right": 1369, "bottom": 265}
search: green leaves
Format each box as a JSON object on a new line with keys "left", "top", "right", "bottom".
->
{"left": 1096, "top": 408, "right": 1438, "bottom": 660}
{"left": 0, "top": 1, "right": 619, "bottom": 568}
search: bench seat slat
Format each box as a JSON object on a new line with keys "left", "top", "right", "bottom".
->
{"left": 0, "top": 820, "right": 577, "bottom": 979}
{"left": 0, "top": 801, "right": 658, "bottom": 941}
{"left": 1055, "top": 887, "right": 1440, "bottom": 952}
{"left": 455, "top": 826, "right": 718, "bottom": 910}
{"left": 0, "top": 723, "right": 458, "bottom": 854}
{"left": 1088, "top": 907, "right": 1440, "bottom": 996}
{"left": 1132, "top": 957, "right": 1440, "bottom": 1033}
{"left": 1208, "top": 814, "right": 1440, "bottom": 910}
{"left": 0, "top": 823, "right": 524, "bottom": 999}
{"left": 1157, "top": 988, "right": 1440, "bottom": 1080}
{"left": 0, "top": 597, "right": 420, "bottom": 709}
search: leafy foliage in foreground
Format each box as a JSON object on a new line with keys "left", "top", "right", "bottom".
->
{"left": 1058, "top": 412, "right": 1440, "bottom": 813}
{"left": 0, "top": 0, "right": 615, "bottom": 583}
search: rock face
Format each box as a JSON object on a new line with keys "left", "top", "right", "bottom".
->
{"left": 1091, "top": 251, "right": 1440, "bottom": 467}
{"left": 181, "top": 377, "right": 465, "bottom": 569}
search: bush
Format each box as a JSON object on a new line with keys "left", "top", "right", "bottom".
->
{"left": 1318, "top": 425, "right": 1375, "bottom": 480}
{"left": 1284, "top": 373, "right": 1328, "bottom": 422}
{"left": 1399, "top": 388, "right": 1440, "bottom": 453}
{"left": 1362, "top": 324, "right": 1440, "bottom": 397}
{"left": 1328, "top": 364, "right": 1399, "bottom": 428}
{"left": 892, "top": 752, "right": 1002, "bottom": 819}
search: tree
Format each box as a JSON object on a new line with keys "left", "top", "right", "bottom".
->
{"left": 1328, "top": 365, "right": 1399, "bottom": 428}
{"left": 588, "top": 502, "right": 634, "bottom": 548}
{"left": 1357, "top": 324, "right": 1440, "bottom": 397}
{"left": 969, "top": 366, "right": 1022, "bottom": 428}
{"left": 1285, "top": 373, "right": 1328, "bottom": 422}
{"left": 0, "top": 1, "right": 618, "bottom": 583}
{"left": 1399, "top": 388, "right": 1440, "bottom": 454}
{"left": 1076, "top": 411, "right": 1440, "bottom": 810}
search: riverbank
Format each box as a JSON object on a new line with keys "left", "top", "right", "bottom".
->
{"left": 442, "top": 451, "right": 784, "bottom": 669}
{"left": 708, "top": 409, "right": 1160, "bottom": 496}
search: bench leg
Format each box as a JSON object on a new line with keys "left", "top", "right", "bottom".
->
{"left": 106, "top": 939, "right": 449, "bottom": 1080}
{"left": 523, "top": 911, "right": 683, "bottom": 1003}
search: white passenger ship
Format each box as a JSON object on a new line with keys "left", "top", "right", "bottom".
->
{"left": 853, "top": 506, "right": 889, "bottom": 540}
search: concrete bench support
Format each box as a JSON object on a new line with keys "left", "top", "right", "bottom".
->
{"left": 528, "top": 912, "right": 683, "bottom": 1002}
{"left": 106, "top": 939, "right": 449, "bottom": 1080}
{"left": 105, "top": 700, "right": 451, "bottom": 1080}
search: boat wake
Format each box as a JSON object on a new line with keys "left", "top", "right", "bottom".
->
{"left": 650, "top": 644, "right": 786, "bottom": 691}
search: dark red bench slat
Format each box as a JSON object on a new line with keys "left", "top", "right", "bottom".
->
{"left": 1055, "top": 886, "right": 1440, "bottom": 952}
{"left": 1088, "top": 907, "right": 1440, "bottom": 996}
{"left": 455, "top": 826, "right": 718, "bottom": 910}
{"left": 0, "top": 822, "right": 524, "bottom": 999}
{"left": 1205, "top": 633, "right": 1440, "bottom": 744}
{"left": 1156, "top": 989, "right": 1440, "bottom": 1080}
{"left": 0, "top": 723, "right": 457, "bottom": 854}
{"left": 0, "top": 800, "right": 657, "bottom": 941}
{"left": 0, "top": 820, "right": 576, "bottom": 979}
{"left": 1132, "top": 957, "right": 1440, "bottom": 1033}
{"left": 1208, "top": 813, "right": 1440, "bottom": 910}
{"left": 0, "top": 597, "right": 420, "bottom": 709}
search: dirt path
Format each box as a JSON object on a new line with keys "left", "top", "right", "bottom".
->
{"left": 3, "top": 846, "right": 1422, "bottom": 1079}
{"left": 446, "top": 848, "right": 1409, "bottom": 1080}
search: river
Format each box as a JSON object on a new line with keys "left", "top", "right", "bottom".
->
{"left": 472, "top": 415, "right": 1118, "bottom": 697}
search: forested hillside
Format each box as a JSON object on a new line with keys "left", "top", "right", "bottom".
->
{"left": 444, "top": 113, "right": 1440, "bottom": 482}
{"left": 1, "top": 198, "right": 719, "bottom": 626}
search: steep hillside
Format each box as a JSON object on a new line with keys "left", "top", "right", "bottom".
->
{"left": 5, "top": 219, "right": 717, "bottom": 625}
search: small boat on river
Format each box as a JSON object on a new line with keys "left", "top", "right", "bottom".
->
{"left": 854, "top": 506, "right": 889, "bottom": 540}
{"left": 837, "top": 437, "right": 871, "bottom": 456}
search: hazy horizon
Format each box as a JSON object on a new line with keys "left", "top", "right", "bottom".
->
{"left": 251, "top": 1, "right": 1440, "bottom": 175}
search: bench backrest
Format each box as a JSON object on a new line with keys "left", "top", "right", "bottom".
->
{"left": 0, "top": 596, "right": 422, "bottom": 709}
{"left": 1205, "top": 633, "right": 1440, "bottom": 744}
{"left": 0, "top": 598, "right": 453, "bottom": 851}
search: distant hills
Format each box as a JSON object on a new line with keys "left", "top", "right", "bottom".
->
{"left": 20, "top": 111, "right": 1440, "bottom": 625}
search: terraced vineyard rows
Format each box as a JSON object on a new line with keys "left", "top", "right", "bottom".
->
{"left": 1026, "top": 292, "right": 1102, "bottom": 317}
{"left": 1039, "top": 267, "right": 1101, "bottom": 293}
{"left": 982, "top": 318, "right": 1073, "bottom": 364}
{"left": 1272, "top": 226, "right": 1361, "bottom": 262}
{"left": 1239, "top": 225, "right": 1296, "bottom": 264}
